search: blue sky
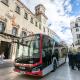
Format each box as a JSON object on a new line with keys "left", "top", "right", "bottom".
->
{"left": 70, "top": 0, "right": 80, "bottom": 16}
{"left": 21, "top": 0, "right": 80, "bottom": 45}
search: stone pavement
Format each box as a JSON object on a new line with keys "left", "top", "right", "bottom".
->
{"left": 40, "top": 63, "right": 80, "bottom": 80}
{"left": 0, "top": 58, "right": 80, "bottom": 80}
{"left": 0, "top": 59, "right": 13, "bottom": 68}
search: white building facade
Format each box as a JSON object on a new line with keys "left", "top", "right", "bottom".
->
{"left": 71, "top": 17, "right": 80, "bottom": 51}
{"left": 0, "top": 0, "right": 67, "bottom": 60}
{"left": 0, "top": 0, "right": 55, "bottom": 60}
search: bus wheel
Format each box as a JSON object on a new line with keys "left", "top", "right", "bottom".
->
{"left": 52, "top": 59, "right": 57, "bottom": 71}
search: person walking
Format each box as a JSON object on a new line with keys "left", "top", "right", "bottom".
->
{"left": 68, "top": 51, "right": 75, "bottom": 70}
{"left": 76, "top": 52, "right": 80, "bottom": 70}
{"left": 68, "top": 51, "right": 72, "bottom": 66}
{"left": 0, "top": 52, "right": 4, "bottom": 64}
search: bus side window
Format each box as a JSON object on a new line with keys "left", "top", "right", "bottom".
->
{"left": 54, "top": 49, "right": 59, "bottom": 61}
{"left": 48, "top": 39, "right": 52, "bottom": 47}
{"left": 47, "top": 40, "right": 53, "bottom": 64}
{"left": 42, "top": 50, "right": 46, "bottom": 58}
{"left": 42, "top": 50, "right": 47, "bottom": 67}
{"left": 42, "top": 36, "right": 53, "bottom": 66}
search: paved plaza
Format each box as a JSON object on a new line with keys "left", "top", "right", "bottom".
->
{"left": 0, "top": 62, "right": 80, "bottom": 80}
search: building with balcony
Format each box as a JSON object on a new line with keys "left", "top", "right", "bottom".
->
{"left": 0, "top": 0, "right": 67, "bottom": 60}
{"left": 71, "top": 17, "right": 80, "bottom": 51}
{"left": 0, "top": 0, "right": 56, "bottom": 60}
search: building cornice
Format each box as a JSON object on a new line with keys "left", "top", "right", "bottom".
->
{"left": 0, "top": 16, "right": 7, "bottom": 22}
{"left": 36, "top": 13, "right": 48, "bottom": 20}
{"left": 16, "top": 0, "right": 35, "bottom": 16}
{"left": 16, "top": 0, "right": 48, "bottom": 20}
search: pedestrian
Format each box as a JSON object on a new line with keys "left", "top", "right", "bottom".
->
{"left": 68, "top": 51, "right": 72, "bottom": 66}
{"left": 0, "top": 53, "right": 1, "bottom": 63}
{"left": 76, "top": 52, "right": 80, "bottom": 70}
{"left": 54, "top": 49, "right": 59, "bottom": 61}
{"left": 0, "top": 52, "right": 4, "bottom": 64}
{"left": 68, "top": 51, "right": 75, "bottom": 70}
{"left": 73, "top": 53, "right": 77, "bottom": 69}
{"left": 64, "top": 53, "right": 67, "bottom": 62}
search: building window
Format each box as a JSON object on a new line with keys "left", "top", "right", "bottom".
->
{"left": 1, "top": 0, "right": 9, "bottom": 6}
{"left": 77, "top": 17, "right": 80, "bottom": 22}
{"left": 76, "top": 28, "right": 79, "bottom": 32}
{"left": 15, "top": 5, "right": 20, "bottom": 14}
{"left": 39, "top": 23, "right": 41, "bottom": 29}
{"left": 77, "top": 40, "right": 80, "bottom": 45}
{"left": 0, "top": 21, "right": 6, "bottom": 33}
{"left": 77, "top": 34, "right": 80, "bottom": 39}
{"left": 35, "top": 21, "right": 38, "bottom": 27}
{"left": 75, "top": 23, "right": 78, "bottom": 27}
{"left": 43, "top": 27, "right": 45, "bottom": 32}
{"left": 48, "top": 29, "right": 49, "bottom": 32}
{"left": 24, "top": 13, "right": 28, "bottom": 20}
{"left": 21, "top": 31, "right": 27, "bottom": 38}
{"left": 12, "top": 27, "right": 17, "bottom": 36}
{"left": 38, "top": 8, "right": 40, "bottom": 11}
{"left": 30, "top": 17, "right": 33, "bottom": 24}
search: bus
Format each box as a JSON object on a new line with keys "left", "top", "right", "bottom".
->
{"left": 14, "top": 34, "right": 66, "bottom": 76}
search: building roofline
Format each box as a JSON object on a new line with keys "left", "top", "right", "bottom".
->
{"left": 35, "top": 4, "right": 46, "bottom": 10}
{"left": 36, "top": 13, "right": 48, "bottom": 19}
{"left": 16, "top": 0, "right": 35, "bottom": 16}
{"left": 17, "top": 0, "right": 47, "bottom": 21}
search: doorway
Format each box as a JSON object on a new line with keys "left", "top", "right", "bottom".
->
{"left": 0, "top": 41, "right": 11, "bottom": 59}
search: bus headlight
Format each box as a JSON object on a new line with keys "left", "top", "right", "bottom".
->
{"left": 32, "top": 67, "right": 40, "bottom": 72}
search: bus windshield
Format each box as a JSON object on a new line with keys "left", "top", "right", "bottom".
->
{"left": 16, "top": 35, "right": 40, "bottom": 64}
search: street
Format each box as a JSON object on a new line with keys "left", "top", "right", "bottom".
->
{"left": 0, "top": 0, "right": 80, "bottom": 80}
{"left": 0, "top": 62, "right": 80, "bottom": 80}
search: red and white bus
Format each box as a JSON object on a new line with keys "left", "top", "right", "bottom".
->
{"left": 14, "top": 34, "right": 66, "bottom": 76}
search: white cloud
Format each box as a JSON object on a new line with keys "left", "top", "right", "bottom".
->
{"left": 21, "top": 0, "right": 76, "bottom": 45}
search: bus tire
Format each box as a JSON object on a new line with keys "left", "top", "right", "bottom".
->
{"left": 52, "top": 59, "right": 57, "bottom": 72}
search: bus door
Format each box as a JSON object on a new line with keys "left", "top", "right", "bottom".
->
{"left": 42, "top": 36, "right": 53, "bottom": 68}
{"left": 54, "top": 49, "right": 59, "bottom": 61}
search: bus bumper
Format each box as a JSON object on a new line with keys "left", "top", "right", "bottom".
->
{"left": 14, "top": 69, "right": 42, "bottom": 77}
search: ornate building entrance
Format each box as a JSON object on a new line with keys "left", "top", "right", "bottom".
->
{"left": 1, "top": 41, "right": 11, "bottom": 59}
